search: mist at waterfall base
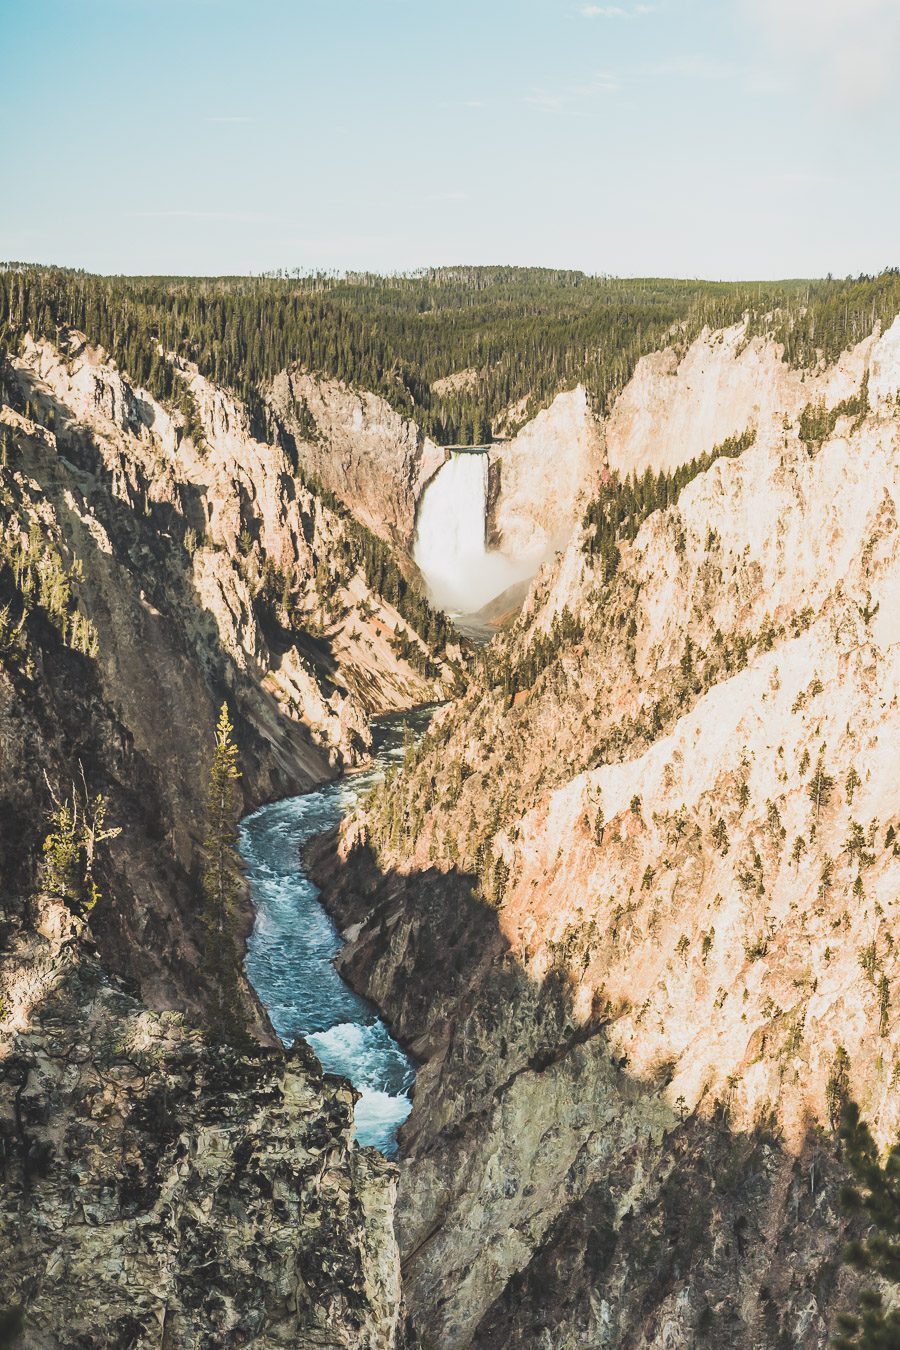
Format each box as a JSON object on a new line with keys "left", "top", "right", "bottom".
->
{"left": 413, "top": 451, "right": 535, "bottom": 616}
{"left": 240, "top": 711, "right": 432, "bottom": 1155}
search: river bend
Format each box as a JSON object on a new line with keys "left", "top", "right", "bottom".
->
{"left": 240, "top": 709, "right": 430, "bottom": 1155}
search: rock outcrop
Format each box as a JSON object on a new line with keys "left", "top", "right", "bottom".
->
{"left": 488, "top": 384, "right": 605, "bottom": 564}
{"left": 0, "top": 337, "right": 454, "bottom": 1346}
{"left": 483, "top": 321, "right": 878, "bottom": 592}
{"left": 604, "top": 319, "right": 874, "bottom": 478}
{"left": 312, "top": 316, "right": 900, "bottom": 1347}
{"left": 0, "top": 330, "right": 460, "bottom": 1012}
{"left": 268, "top": 368, "right": 445, "bottom": 549}
{"left": 15, "top": 336, "right": 457, "bottom": 768}
{"left": 0, "top": 899, "right": 409, "bottom": 1349}
{"left": 5, "top": 299, "right": 900, "bottom": 1348}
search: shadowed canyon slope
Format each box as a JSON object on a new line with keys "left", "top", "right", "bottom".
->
{"left": 0, "top": 332, "right": 457, "bottom": 1345}
{"left": 313, "top": 315, "right": 900, "bottom": 1347}
{"left": 2, "top": 265, "right": 900, "bottom": 1348}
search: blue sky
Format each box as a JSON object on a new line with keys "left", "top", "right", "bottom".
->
{"left": 2, "top": 0, "right": 898, "bottom": 278}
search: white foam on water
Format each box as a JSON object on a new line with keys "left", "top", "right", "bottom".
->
{"left": 240, "top": 710, "right": 430, "bottom": 1157}
{"left": 353, "top": 1087, "right": 413, "bottom": 1152}
{"left": 308, "top": 1021, "right": 412, "bottom": 1088}
{"left": 413, "top": 451, "right": 532, "bottom": 614}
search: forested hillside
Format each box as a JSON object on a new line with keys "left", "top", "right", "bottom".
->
{"left": 2, "top": 264, "right": 898, "bottom": 445}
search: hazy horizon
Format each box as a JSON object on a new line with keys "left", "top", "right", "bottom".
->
{"left": 3, "top": 261, "right": 895, "bottom": 285}
{"left": 4, "top": 0, "right": 899, "bottom": 281}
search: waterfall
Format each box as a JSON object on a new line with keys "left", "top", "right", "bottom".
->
{"left": 414, "top": 451, "right": 530, "bottom": 614}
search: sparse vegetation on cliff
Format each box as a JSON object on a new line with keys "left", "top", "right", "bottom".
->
{"left": 799, "top": 378, "right": 870, "bottom": 452}
{"left": 42, "top": 781, "right": 120, "bottom": 915}
{"left": 582, "top": 428, "right": 757, "bottom": 573}
{"left": 0, "top": 479, "right": 99, "bottom": 662}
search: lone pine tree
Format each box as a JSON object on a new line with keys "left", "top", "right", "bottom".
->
{"left": 202, "top": 702, "right": 247, "bottom": 1040}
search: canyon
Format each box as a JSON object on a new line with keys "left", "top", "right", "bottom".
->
{"left": 316, "top": 316, "right": 900, "bottom": 1346}
{"left": 1, "top": 284, "right": 898, "bottom": 1348}
{"left": 0, "top": 330, "right": 453, "bottom": 1345}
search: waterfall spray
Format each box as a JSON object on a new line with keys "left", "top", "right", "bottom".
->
{"left": 413, "top": 451, "right": 532, "bottom": 614}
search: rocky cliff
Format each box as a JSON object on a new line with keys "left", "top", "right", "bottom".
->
{"left": 484, "top": 321, "right": 880, "bottom": 593}
{"left": 17, "top": 335, "right": 459, "bottom": 760}
{"left": 268, "top": 367, "right": 446, "bottom": 549}
{"left": 5, "top": 297, "right": 900, "bottom": 1348}
{"left": 0, "top": 898, "right": 409, "bottom": 1349}
{"left": 488, "top": 384, "right": 605, "bottom": 565}
{"left": 0, "top": 330, "right": 463, "bottom": 1003}
{"left": 604, "top": 319, "right": 875, "bottom": 478}
{"left": 0, "top": 336, "right": 455, "bottom": 1345}
{"left": 312, "top": 317, "right": 900, "bottom": 1346}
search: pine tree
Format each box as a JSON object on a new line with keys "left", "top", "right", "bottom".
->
{"left": 42, "top": 773, "right": 120, "bottom": 913}
{"left": 809, "top": 752, "right": 835, "bottom": 824}
{"left": 833, "top": 1102, "right": 900, "bottom": 1348}
{"left": 201, "top": 702, "right": 246, "bottom": 1040}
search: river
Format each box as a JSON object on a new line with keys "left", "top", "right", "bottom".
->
{"left": 239, "top": 707, "right": 432, "bottom": 1156}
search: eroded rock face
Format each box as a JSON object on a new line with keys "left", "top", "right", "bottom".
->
{"left": 312, "top": 318, "right": 900, "bottom": 1347}
{"left": 0, "top": 906, "right": 408, "bottom": 1349}
{"left": 6, "top": 307, "right": 900, "bottom": 1347}
{"left": 484, "top": 321, "right": 886, "bottom": 584}
{"left": 13, "top": 336, "right": 456, "bottom": 773}
{"left": 0, "top": 339, "right": 434, "bottom": 1346}
{"left": 268, "top": 368, "right": 445, "bottom": 549}
{"left": 604, "top": 319, "right": 875, "bottom": 478}
{"left": 488, "top": 385, "right": 605, "bottom": 565}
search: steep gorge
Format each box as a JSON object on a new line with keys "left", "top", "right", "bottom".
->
{"left": 0, "top": 300, "right": 613, "bottom": 1343}
{"left": 0, "top": 332, "right": 458, "bottom": 1345}
{"left": 2, "top": 290, "right": 900, "bottom": 1348}
{"left": 312, "top": 316, "right": 900, "bottom": 1346}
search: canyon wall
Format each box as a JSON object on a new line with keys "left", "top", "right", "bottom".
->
{"left": 605, "top": 320, "right": 874, "bottom": 478}
{"left": 268, "top": 367, "right": 446, "bottom": 549}
{"left": 314, "top": 316, "right": 900, "bottom": 1347}
{"left": 0, "top": 896, "right": 409, "bottom": 1348}
{"left": 484, "top": 322, "right": 876, "bottom": 600}
{"left": 268, "top": 332, "right": 852, "bottom": 626}
{"left": 4, "top": 306, "right": 899, "bottom": 1347}
{"left": 19, "top": 336, "right": 458, "bottom": 754}
{"left": 1, "top": 333, "right": 461, "bottom": 1011}
{"left": 0, "top": 338, "right": 453, "bottom": 1344}
{"left": 488, "top": 385, "right": 605, "bottom": 565}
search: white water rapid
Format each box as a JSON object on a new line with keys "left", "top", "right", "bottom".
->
{"left": 241, "top": 710, "right": 432, "bottom": 1156}
{"left": 413, "top": 451, "right": 531, "bottom": 615}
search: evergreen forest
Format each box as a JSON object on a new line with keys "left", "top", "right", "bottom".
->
{"left": 1, "top": 264, "right": 898, "bottom": 446}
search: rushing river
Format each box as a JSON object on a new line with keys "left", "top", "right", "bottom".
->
{"left": 240, "top": 708, "right": 432, "bottom": 1156}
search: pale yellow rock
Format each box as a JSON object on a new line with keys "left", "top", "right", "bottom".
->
{"left": 490, "top": 384, "right": 605, "bottom": 564}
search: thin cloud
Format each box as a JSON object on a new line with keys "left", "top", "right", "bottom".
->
{"left": 524, "top": 89, "right": 567, "bottom": 112}
{"left": 524, "top": 73, "right": 621, "bottom": 113}
{"left": 580, "top": 2, "right": 656, "bottom": 15}
{"left": 204, "top": 115, "right": 253, "bottom": 124}
{"left": 643, "top": 55, "right": 743, "bottom": 81}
